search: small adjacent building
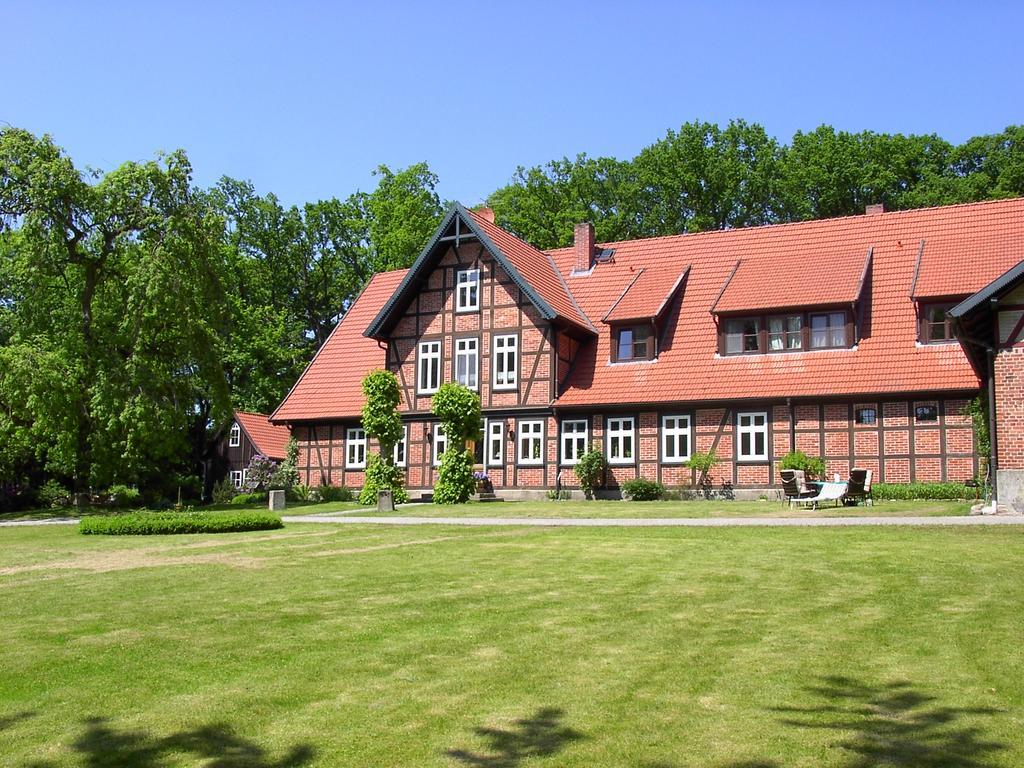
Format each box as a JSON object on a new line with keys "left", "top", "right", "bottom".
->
{"left": 220, "top": 411, "right": 291, "bottom": 489}
{"left": 270, "top": 198, "right": 1024, "bottom": 502}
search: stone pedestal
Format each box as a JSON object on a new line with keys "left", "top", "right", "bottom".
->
{"left": 377, "top": 489, "right": 395, "bottom": 512}
{"left": 268, "top": 490, "right": 286, "bottom": 512}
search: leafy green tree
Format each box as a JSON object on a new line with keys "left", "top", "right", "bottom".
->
{"left": 777, "top": 126, "right": 956, "bottom": 219}
{"left": 0, "top": 127, "right": 231, "bottom": 501}
{"left": 488, "top": 154, "right": 636, "bottom": 248}
{"left": 631, "top": 119, "right": 782, "bottom": 234}
{"left": 366, "top": 163, "right": 444, "bottom": 269}
{"left": 948, "top": 125, "right": 1024, "bottom": 201}
{"left": 431, "top": 383, "right": 482, "bottom": 504}
{"left": 359, "top": 370, "right": 408, "bottom": 504}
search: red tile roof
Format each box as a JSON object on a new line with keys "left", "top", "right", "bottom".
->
{"left": 467, "top": 208, "right": 594, "bottom": 333}
{"left": 712, "top": 247, "right": 870, "bottom": 313}
{"left": 271, "top": 270, "right": 407, "bottom": 422}
{"left": 911, "top": 203, "right": 1024, "bottom": 298}
{"left": 234, "top": 411, "right": 291, "bottom": 459}
{"left": 548, "top": 197, "right": 1024, "bottom": 407}
{"left": 603, "top": 265, "right": 689, "bottom": 323}
{"left": 273, "top": 197, "right": 1024, "bottom": 420}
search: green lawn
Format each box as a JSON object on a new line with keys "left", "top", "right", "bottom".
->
{"left": 373, "top": 498, "right": 972, "bottom": 518}
{"left": 1, "top": 522, "right": 1021, "bottom": 766}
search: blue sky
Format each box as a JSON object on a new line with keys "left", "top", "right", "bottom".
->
{"left": 5, "top": 1, "right": 1022, "bottom": 207}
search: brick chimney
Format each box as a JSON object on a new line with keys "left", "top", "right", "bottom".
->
{"left": 574, "top": 222, "right": 596, "bottom": 273}
{"left": 474, "top": 206, "right": 495, "bottom": 224}
{"left": 865, "top": 203, "right": 885, "bottom": 216}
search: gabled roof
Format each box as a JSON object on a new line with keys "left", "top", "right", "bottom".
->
{"left": 712, "top": 248, "right": 871, "bottom": 314}
{"left": 234, "top": 411, "right": 291, "bottom": 459}
{"left": 603, "top": 265, "right": 689, "bottom": 324}
{"left": 364, "top": 204, "right": 594, "bottom": 338}
{"left": 273, "top": 197, "right": 1024, "bottom": 420}
{"left": 949, "top": 258, "right": 1024, "bottom": 318}
{"left": 272, "top": 270, "right": 407, "bottom": 422}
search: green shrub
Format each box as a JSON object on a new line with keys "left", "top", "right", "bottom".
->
{"left": 873, "top": 482, "right": 973, "bottom": 500}
{"left": 621, "top": 478, "right": 666, "bottom": 501}
{"left": 288, "top": 484, "right": 314, "bottom": 503}
{"left": 79, "top": 510, "right": 283, "bottom": 535}
{"left": 314, "top": 484, "right": 353, "bottom": 503}
{"left": 107, "top": 484, "right": 141, "bottom": 508}
{"left": 685, "top": 450, "right": 719, "bottom": 484}
{"left": 779, "top": 450, "right": 826, "bottom": 479}
{"left": 546, "top": 489, "right": 571, "bottom": 501}
{"left": 574, "top": 444, "right": 607, "bottom": 499}
{"left": 36, "top": 479, "right": 70, "bottom": 509}
{"left": 434, "top": 448, "right": 476, "bottom": 504}
{"left": 359, "top": 455, "right": 410, "bottom": 505}
{"left": 211, "top": 479, "right": 236, "bottom": 505}
{"left": 230, "top": 492, "right": 267, "bottom": 506}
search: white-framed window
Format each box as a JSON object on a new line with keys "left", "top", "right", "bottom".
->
{"left": 518, "top": 420, "right": 544, "bottom": 465}
{"left": 486, "top": 420, "right": 504, "bottom": 467}
{"left": 455, "top": 337, "right": 479, "bottom": 389}
{"left": 492, "top": 334, "right": 518, "bottom": 390}
{"left": 433, "top": 424, "right": 447, "bottom": 466}
{"left": 456, "top": 268, "right": 480, "bottom": 312}
{"left": 661, "top": 415, "right": 691, "bottom": 463}
{"left": 230, "top": 470, "right": 243, "bottom": 489}
{"left": 607, "top": 417, "right": 635, "bottom": 464}
{"left": 560, "top": 420, "right": 588, "bottom": 465}
{"left": 242, "top": 468, "right": 249, "bottom": 486}
{"left": 346, "top": 428, "right": 367, "bottom": 468}
{"left": 393, "top": 425, "right": 407, "bottom": 467}
{"left": 737, "top": 411, "right": 768, "bottom": 461}
{"left": 418, "top": 340, "right": 441, "bottom": 394}
{"left": 229, "top": 423, "right": 241, "bottom": 447}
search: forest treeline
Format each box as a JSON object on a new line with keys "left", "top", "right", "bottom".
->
{"left": 1, "top": 121, "right": 1021, "bottom": 502}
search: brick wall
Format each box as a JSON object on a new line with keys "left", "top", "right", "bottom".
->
{"left": 995, "top": 347, "right": 1024, "bottom": 469}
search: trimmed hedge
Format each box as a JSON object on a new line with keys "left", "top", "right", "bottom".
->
{"left": 80, "top": 510, "right": 283, "bottom": 536}
{"left": 230, "top": 492, "right": 268, "bottom": 506}
{"left": 872, "top": 482, "right": 975, "bottom": 501}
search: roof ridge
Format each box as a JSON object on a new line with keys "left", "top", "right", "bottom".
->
{"left": 544, "top": 196, "right": 1024, "bottom": 255}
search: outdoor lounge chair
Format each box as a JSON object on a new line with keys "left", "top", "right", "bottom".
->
{"left": 792, "top": 480, "right": 847, "bottom": 510}
{"left": 780, "top": 469, "right": 816, "bottom": 506}
{"left": 845, "top": 468, "right": 873, "bottom": 506}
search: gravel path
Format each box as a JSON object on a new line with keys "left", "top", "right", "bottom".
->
{"left": 280, "top": 514, "right": 1024, "bottom": 528}
{"left": 5, "top": 513, "right": 1022, "bottom": 529}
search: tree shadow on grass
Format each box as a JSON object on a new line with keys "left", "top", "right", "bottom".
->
{"left": 26, "top": 717, "right": 314, "bottom": 768}
{"left": 645, "top": 676, "right": 1004, "bottom": 768}
{"left": 771, "top": 675, "right": 1006, "bottom": 768}
{"left": 446, "top": 706, "right": 584, "bottom": 767}
{"left": 0, "top": 710, "right": 36, "bottom": 732}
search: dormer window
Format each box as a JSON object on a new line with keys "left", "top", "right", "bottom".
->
{"left": 720, "top": 310, "right": 853, "bottom": 355}
{"left": 456, "top": 268, "right": 480, "bottom": 312}
{"left": 919, "top": 303, "right": 956, "bottom": 343}
{"left": 613, "top": 325, "right": 654, "bottom": 362}
{"left": 809, "top": 312, "right": 848, "bottom": 349}
{"left": 725, "top": 318, "right": 761, "bottom": 354}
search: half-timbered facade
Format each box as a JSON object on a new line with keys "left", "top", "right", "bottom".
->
{"left": 219, "top": 411, "right": 291, "bottom": 489}
{"left": 272, "top": 198, "right": 1024, "bottom": 501}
